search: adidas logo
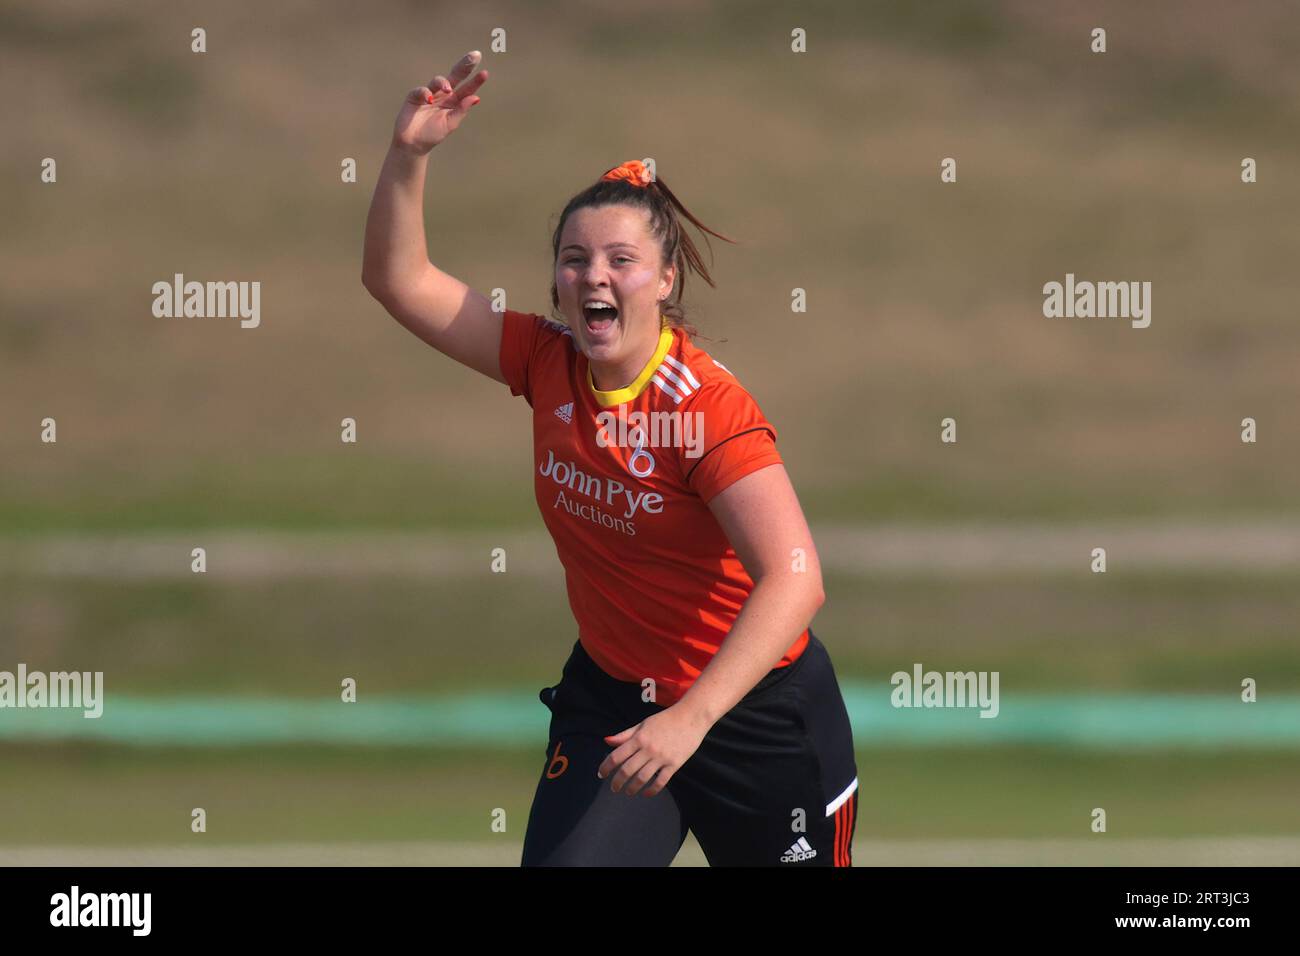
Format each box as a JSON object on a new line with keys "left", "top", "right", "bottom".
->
{"left": 779, "top": 837, "right": 817, "bottom": 863}
{"left": 554, "top": 402, "right": 574, "bottom": 424}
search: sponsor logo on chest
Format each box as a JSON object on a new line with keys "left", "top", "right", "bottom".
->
{"left": 538, "top": 448, "right": 663, "bottom": 520}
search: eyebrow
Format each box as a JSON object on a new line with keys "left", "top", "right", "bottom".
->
{"left": 559, "top": 242, "right": 641, "bottom": 253}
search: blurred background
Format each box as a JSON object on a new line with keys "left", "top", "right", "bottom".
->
{"left": 2, "top": 0, "right": 1298, "bottom": 864}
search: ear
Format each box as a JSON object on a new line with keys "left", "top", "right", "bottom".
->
{"left": 659, "top": 262, "right": 676, "bottom": 300}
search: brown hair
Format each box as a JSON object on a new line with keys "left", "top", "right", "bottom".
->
{"left": 549, "top": 171, "right": 736, "bottom": 339}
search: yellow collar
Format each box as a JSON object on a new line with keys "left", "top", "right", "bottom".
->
{"left": 587, "top": 321, "right": 674, "bottom": 407}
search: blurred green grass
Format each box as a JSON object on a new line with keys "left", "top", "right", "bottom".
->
{"left": 2, "top": 569, "right": 1296, "bottom": 694}
{"left": 1, "top": 742, "right": 1294, "bottom": 845}
{"left": 0, "top": 456, "right": 536, "bottom": 535}
{"left": 2, "top": 455, "right": 1298, "bottom": 535}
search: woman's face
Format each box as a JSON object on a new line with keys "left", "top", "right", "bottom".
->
{"left": 556, "top": 204, "right": 674, "bottom": 370}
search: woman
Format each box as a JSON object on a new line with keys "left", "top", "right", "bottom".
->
{"left": 362, "top": 51, "right": 858, "bottom": 866}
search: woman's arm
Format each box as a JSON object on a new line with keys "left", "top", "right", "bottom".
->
{"left": 361, "top": 51, "right": 506, "bottom": 384}
{"left": 596, "top": 462, "right": 825, "bottom": 797}
{"left": 675, "top": 462, "right": 825, "bottom": 728}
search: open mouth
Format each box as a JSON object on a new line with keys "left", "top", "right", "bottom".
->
{"left": 582, "top": 302, "right": 619, "bottom": 333}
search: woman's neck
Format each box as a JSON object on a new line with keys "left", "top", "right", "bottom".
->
{"left": 589, "top": 321, "right": 664, "bottom": 391}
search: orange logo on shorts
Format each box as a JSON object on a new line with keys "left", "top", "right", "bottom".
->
{"left": 546, "top": 740, "right": 569, "bottom": 779}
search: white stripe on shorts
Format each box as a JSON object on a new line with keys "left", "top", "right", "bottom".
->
{"left": 825, "top": 776, "right": 859, "bottom": 816}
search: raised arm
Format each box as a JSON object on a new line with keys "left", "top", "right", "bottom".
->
{"left": 361, "top": 51, "right": 505, "bottom": 385}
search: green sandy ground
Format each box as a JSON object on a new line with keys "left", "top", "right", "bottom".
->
{"left": 1, "top": 743, "right": 1294, "bottom": 846}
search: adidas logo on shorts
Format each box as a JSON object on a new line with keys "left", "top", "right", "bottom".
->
{"left": 780, "top": 837, "right": 817, "bottom": 863}
{"left": 554, "top": 402, "right": 574, "bottom": 424}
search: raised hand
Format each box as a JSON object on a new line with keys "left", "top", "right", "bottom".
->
{"left": 391, "top": 50, "right": 489, "bottom": 155}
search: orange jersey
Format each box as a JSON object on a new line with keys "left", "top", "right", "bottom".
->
{"left": 499, "top": 309, "right": 809, "bottom": 706}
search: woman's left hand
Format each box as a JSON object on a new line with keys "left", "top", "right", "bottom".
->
{"left": 598, "top": 706, "right": 711, "bottom": 798}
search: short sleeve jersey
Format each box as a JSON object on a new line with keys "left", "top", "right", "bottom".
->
{"left": 499, "top": 309, "right": 810, "bottom": 707}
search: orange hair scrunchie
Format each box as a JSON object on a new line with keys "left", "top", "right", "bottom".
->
{"left": 600, "top": 160, "right": 653, "bottom": 188}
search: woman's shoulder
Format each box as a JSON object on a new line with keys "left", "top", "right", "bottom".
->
{"left": 504, "top": 309, "right": 576, "bottom": 344}
{"left": 500, "top": 310, "right": 580, "bottom": 403}
{"left": 670, "top": 330, "right": 764, "bottom": 407}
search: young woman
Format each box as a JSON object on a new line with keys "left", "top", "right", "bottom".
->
{"left": 362, "top": 51, "right": 858, "bottom": 866}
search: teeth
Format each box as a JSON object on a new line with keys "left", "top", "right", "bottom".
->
{"left": 585, "top": 301, "right": 614, "bottom": 310}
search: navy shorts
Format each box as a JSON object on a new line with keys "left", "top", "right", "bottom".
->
{"left": 520, "top": 630, "right": 859, "bottom": 866}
